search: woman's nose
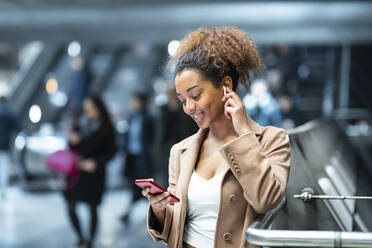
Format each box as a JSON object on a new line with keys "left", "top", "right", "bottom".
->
{"left": 185, "top": 99, "right": 196, "bottom": 114}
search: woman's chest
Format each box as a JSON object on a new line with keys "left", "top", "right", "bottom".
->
{"left": 195, "top": 148, "right": 229, "bottom": 180}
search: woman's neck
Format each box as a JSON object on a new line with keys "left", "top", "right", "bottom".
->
{"left": 207, "top": 114, "right": 237, "bottom": 144}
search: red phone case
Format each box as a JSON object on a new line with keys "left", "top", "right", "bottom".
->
{"left": 135, "top": 178, "right": 180, "bottom": 203}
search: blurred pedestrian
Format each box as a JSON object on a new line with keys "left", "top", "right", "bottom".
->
{"left": 65, "top": 95, "right": 116, "bottom": 248}
{"left": 120, "top": 92, "right": 154, "bottom": 225}
{"left": 155, "top": 87, "right": 197, "bottom": 186}
{"left": 68, "top": 56, "right": 91, "bottom": 129}
{"left": 243, "top": 79, "right": 282, "bottom": 127}
{"left": 278, "top": 93, "right": 301, "bottom": 129}
{"left": 0, "top": 96, "right": 21, "bottom": 200}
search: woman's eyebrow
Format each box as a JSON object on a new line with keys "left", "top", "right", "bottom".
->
{"left": 176, "top": 85, "right": 199, "bottom": 96}
{"left": 186, "top": 85, "right": 199, "bottom": 92}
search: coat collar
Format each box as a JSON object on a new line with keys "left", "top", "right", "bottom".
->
{"left": 180, "top": 128, "right": 207, "bottom": 151}
{"left": 177, "top": 128, "right": 206, "bottom": 202}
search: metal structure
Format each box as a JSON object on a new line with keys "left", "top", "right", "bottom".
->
{"left": 294, "top": 189, "right": 372, "bottom": 202}
{"left": 246, "top": 198, "right": 372, "bottom": 247}
{"left": 0, "top": 1, "right": 372, "bottom": 45}
{"left": 244, "top": 119, "right": 372, "bottom": 247}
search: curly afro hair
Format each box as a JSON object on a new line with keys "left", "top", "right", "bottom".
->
{"left": 168, "top": 26, "right": 264, "bottom": 91}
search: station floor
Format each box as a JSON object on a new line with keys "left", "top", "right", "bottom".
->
{"left": 0, "top": 187, "right": 165, "bottom": 248}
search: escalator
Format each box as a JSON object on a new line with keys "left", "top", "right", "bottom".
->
{"left": 246, "top": 118, "right": 372, "bottom": 247}
{"left": 10, "top": 42, "right": 167, "bottom": 191}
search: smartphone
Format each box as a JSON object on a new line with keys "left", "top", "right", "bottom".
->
{"left": 135, "top": 178, "right": 180, "bottom": 203}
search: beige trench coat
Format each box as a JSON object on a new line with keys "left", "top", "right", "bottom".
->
{"left": 147, "top": 117, "right": 290, "bottom": 248}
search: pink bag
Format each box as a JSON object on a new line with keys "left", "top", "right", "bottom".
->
{"left": 46, "top": 149, "right": 80, "bottom": 189}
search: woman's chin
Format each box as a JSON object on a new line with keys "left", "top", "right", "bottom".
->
{"left": 196, "top": 121, "right": 209, "bottom": 129}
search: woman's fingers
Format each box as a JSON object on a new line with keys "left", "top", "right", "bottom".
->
{"left": 222, "top": 88, "right": 251, "bottom": 136}
{"left": 222, "top": 91, "right": 242, "bottom": 108}
{"left": 149, "top": 192, "right": 170, "bottom": 203}
{"left": 224, "top": 99, "right": 233, "bottom": 119}
{"left": 221, "top": 93, "right": 234, "bottom": 102}
{"left": 142, "top": 189, "right": 171, "bottom": 209}
{"left": 223, "top": 89, "right": 245, "bottom": 112}
{"left": 152, "top": 195, "right": 172, "bottom": 208}
{"left": 224, "top": 96, "right": 240, "bottom": 117}
{"left": 141, "top": 187, "right": 150, "bottom": 197}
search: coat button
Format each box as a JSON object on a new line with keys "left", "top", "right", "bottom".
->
{"left": 223, "top": 232, "right": 232, "bottom": 241}
{"left": 229, "top": 194, "right": 237, "bottom": 202}
{"left": 228, "top": 153, "right": 234, "bottom": 159}
{"left": 235, "top": 169, "right": 241, "bottom": 175}
{"left": 232, "top": 161, "right": 238, "bottom": 167}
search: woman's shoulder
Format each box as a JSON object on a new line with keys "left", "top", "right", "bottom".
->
{"left": 171, "top": 129, "right": 201, "bottom": 150}
{"left": 258, "top": 125, "right": 290, "bottom": 150}
{"left": 261, "top": 125, "right": 288, "bottom": 138}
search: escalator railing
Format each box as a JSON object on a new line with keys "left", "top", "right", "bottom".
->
{"left": 9, "top": 43, "right": 60, "bottom": 118}
{"left": 246, "top": 197, "right": 372, "bottom": 247}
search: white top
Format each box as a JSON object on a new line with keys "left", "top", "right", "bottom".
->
{"left": 183, "top": 170, "right": 225, "bottom": 248}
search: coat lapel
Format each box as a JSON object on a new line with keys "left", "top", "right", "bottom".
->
{"left": 176, "top": 116, "right": 262, "bottom": 200}
{"left": 174, "top": 128, "right": 207, "bottom": 247}
{"left": 177, "top": 128, "right": 208, "bottom": 201}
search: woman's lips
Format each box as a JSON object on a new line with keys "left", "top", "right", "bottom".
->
{"left": 192, "top": 113, "right": 202, "bottom": 123}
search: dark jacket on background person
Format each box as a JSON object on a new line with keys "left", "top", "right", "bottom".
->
{"left": 0, "top": 102, "right": 21, "bottom": 151}
{"left": 155, "top": 105, "right": 198, "bottom": 185}
{"left": 123, "top": 111, "right": 154, "bottom": 179}
{"left": 65, "top": 118, "right": 116, "bottom": 204}
{"left": 158, "top": 105, "right": 197, "bottom": 150}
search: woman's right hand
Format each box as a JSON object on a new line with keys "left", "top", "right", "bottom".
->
{"left": 142, "top": 188, "right": 173, "bottom": 212}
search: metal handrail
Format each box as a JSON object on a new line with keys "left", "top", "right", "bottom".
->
{"left": 246, "top": 197, "right": 372, "bottom": 247}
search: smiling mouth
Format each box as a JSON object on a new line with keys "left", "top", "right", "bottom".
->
{"left": 191, "top": 113, "right": 202, "bottom": 122}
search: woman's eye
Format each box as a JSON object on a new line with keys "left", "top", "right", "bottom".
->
{"left": 192, "top": 94, "right": 201, "bottom": 100}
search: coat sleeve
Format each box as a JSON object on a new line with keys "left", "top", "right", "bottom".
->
{"left": 220, "top": 128, "right": 290, "bottom": 214}
{"left": 147, "top": 144, "right": 177, "bottom": 242}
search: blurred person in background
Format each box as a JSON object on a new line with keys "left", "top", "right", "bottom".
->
{"left": 142, "top": 27, "right": 290, "bottom": 248}
{"left": 0, "top": 96, "right": 21, "bottom": 200}
{"left": 155, "top": 87, "right": 197, "bottom": 186}
{"left": 266, "top": 69, "right": 282, "bottom": 97}
{"left": 243, "top": 79, "right": 282, "bottom": 127}
{"left": 277, "top": 93, "right": 298, "bottom": 130}
{"left": 275, "top": 45, "right": 299, "bottom": 85}
{"left": 66, "top": 95, "right": 116, "bottom": 248}
{"left": 68, "top": 56, "right": 91, "bottom": 129}
{"left": 120, "top": 92, "right": 154, "bottom": 225}
{"left": 286, "top": 79, "right": 301, "bottom": 108}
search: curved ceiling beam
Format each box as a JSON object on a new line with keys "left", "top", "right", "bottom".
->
{"left": 0, "top": 2, "right": 371, "bottom": 44}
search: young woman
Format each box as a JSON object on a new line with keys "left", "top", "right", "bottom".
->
{"left": 66, "top": 95, "right": 116, "bottom": 248}
{"left": 142, "top": 27, "right": 290, "bottom": 248}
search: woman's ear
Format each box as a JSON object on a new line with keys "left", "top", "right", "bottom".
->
{"left": 222, "top": 76, "right": 233, "bottom": 91}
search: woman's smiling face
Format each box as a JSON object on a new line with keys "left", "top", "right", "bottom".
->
{"left": 175, "top": 69, "right": 225, "bottom": 129}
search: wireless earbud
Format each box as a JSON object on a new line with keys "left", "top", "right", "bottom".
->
{"left": 223, "top": 86, "right": 227, "bottom": 95}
